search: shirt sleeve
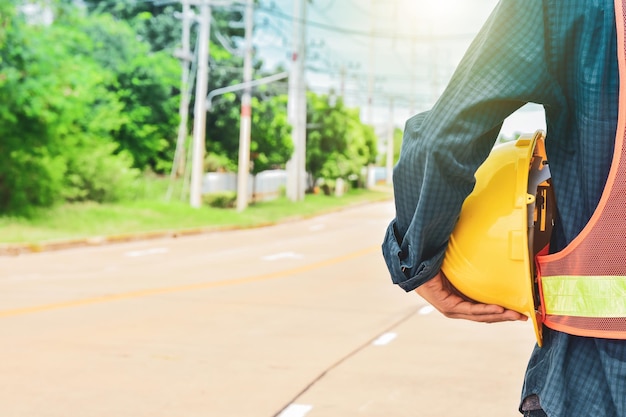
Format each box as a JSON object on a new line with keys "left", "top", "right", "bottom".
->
{"left": 382, "top": 0, "right": 560, "bottom": 292}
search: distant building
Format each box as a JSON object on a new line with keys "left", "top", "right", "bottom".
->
{"left": 19, "top": 1, "right": 54, "bottom": 25}
{"left": 18, "top": 0, "right": 86, "bottom": 25}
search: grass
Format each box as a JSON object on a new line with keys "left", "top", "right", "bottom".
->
{"left": 0, "top": 187, "right": 392, "bottom": 246}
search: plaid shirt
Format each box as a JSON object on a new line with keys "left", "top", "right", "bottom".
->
{"left": 382, "top": 1, "right": 626, "bottom": 416}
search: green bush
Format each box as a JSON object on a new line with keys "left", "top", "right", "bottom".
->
{"left": 0, "top": 148, "right": 67, "bottom": 214}
{"left": 63, "top": 141, "right": 141, "bottom": 203}
{"left": 204, "top": 153, "right": 236, "bottom": 173}
{"left": 203, "top": 191, "right": 236, "bottom": 208}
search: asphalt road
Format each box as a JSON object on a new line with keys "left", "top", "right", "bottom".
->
{"left": 0, "top": 201, "right": 536, "bottom": 417}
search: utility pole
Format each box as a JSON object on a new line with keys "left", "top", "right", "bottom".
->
{"left": 286, "top": 0, "right": 307, "bottom": 202}
{"left": 190, "top": 0, "right": 211, "bottom": 208}
{"left": 386, "top": 97, "right": 395, "bottom": 186}
{"left": 428, "top": 26, "right": 440, "bottom": 104}
{"left": 409, "top": 34, "right": 417, "bottom": 116}
{"left": 236, "top": 0, "right": 254, "bottom": 211}
{"left": 339, "top": 64, "right": 346, "bottom": 99}
{"left": 175, "top": 0, "right": 193, "bottom": 177}
{"left": 167, "top": 0, "right": 194, "bottom": 201}
{"left": 367, "top": 0, "right": 376, "bottom": 125}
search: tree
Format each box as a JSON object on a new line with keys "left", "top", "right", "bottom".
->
{"left": 0, "top": 7, "right": 139, "bottom": 213}
{"left": 393, "top": 126, "right": 403, "bottom": 165}
{"left": 83, "top": 0, "right": 248, "bottom": 53}
{"left": 0, "top": 1, "right": 14, "bottom": 48}
{"left": 246, "top": 94, "right": 293, "bottom": 200}
{"left": 250, "top": 94, "right": 293, "bottom": 174}
{"left": 305, "top": 93, "right": 378, "bottom": 192}
{"left": 205, "top": 68, "right": 292, "bottom": 173}
{"left": 82, "top": 0, "right": 289, "bottom": 174}
{"left": 83, "top": 0, "right": 180, "bottom": 52}
{"left": 67, "top": 13, "right": 181, "bottom": 172}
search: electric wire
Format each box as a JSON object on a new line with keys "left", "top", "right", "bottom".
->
{"left": 86, "top": 0, "right": 476, "bottom": 42}
{"left": 83, "top": 0, "right": 477, "bottom": 119}
{"left": 255, "top": 4, "right": 476, "bottom": 42}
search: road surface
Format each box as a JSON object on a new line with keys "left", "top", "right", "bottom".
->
{"left": 0, "top": 201, "right": 536, "bottom": 417}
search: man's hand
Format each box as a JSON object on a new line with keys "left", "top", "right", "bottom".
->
{"left": 416, "top": 271, "right": 528, "bottom": 323}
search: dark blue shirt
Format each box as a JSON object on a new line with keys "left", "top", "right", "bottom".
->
{"left": 382, "top": 1, "right": 626, "bottom": 415}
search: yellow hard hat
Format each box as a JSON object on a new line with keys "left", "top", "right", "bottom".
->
{"left": 441, "top": 131, "right": 554, "bottom": 346}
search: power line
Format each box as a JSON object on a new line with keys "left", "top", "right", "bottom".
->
{"left": 255, "top": 4, "right": 476, "bottom": 42}
{"left": 308, "top": 0, "right": 337, "bottom": 13}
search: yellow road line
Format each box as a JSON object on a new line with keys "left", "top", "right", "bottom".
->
{"left": 0, "top": 245, "right": 379, "bottom": 319}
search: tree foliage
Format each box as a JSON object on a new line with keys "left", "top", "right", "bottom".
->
{"left": 83, "top": 0, "right": 181, "bottom": 52}
{"left": 83, "top": 0, "right": 248, "bottom": 53}
{"left": 203, "top": 43, "right": 292, "bottom": 173}
{"left": 64, "top": 13, "right": 181, "bottom": 172}
{"left": 250, "top": 94, "right": 293, "bottom": 174}
{"left": 305, "top": 93, "right": 377, "bottom": 191}
{"left": 0, "top": 6, "right": 139, "bottom": 213}
{"left": 0, "top": 0, "right": 376, "bottom": 215}
{"left": 83, "top": 0, "right": 291, "bottom": 174}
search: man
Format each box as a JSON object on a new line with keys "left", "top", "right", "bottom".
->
{"left": 382, "top": 1, "right": 626, "bottom": 416}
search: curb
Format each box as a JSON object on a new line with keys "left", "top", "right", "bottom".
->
{"left": 0, "top": 223, "right": 273, "bottom": 257}
{"left": 0, "top": 195, "right": 393, "bottom": 256}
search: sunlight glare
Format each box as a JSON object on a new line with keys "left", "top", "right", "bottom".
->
{"left": 396, "top": 0, "right": 460, "bottom": 32}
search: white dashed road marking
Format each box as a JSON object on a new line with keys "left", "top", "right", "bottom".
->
{"left": 419, "top": 305, "right": 436, "bottom": 315}
{"left": 308, "top": 224, "right": 326, "bottom": 231}
{"left": 372, "top": 332, "right": 398, "bottom": 346}
{"left": 124, "top": 248, "right": 169, "bottom": 257}
{"left": 261, "top": 252, "right": 304, "bottom": 261}
{"left": 277, "top": 404, "right": 313, "bottom": 417}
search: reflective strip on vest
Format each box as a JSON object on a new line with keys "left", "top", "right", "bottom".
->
{"left": 542, "top": 275, "right": 626, "bottom": 317}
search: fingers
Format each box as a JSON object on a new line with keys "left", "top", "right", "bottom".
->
{"left": 443, "top": 301, "right": 528, "bottom": 323}
{"left": 415, "top": 272, "right": 529, "bottom": 323}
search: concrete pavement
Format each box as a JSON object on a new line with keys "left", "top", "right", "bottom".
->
{"left": 0, "top": 201, "right": 537, "bottom": 417}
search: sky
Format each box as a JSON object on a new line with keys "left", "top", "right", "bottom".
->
{"left": 252, "top": 0, "right": 546, "bottom": 137}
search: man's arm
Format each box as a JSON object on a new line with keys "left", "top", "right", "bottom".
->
{"left": 382, "top": 1, "right": 559, "bottom": 307}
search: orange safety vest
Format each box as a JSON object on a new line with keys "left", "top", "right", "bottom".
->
{"left": 535, "top": 0, "right": 626, "bottom": 339}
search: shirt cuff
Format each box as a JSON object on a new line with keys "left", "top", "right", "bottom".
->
{"left": 381, "top": 220, "right": 445, "bottom": 292}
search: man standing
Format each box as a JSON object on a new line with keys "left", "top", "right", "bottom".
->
{"left": 382, "top": 1, "right": 626, "bottom": 416}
